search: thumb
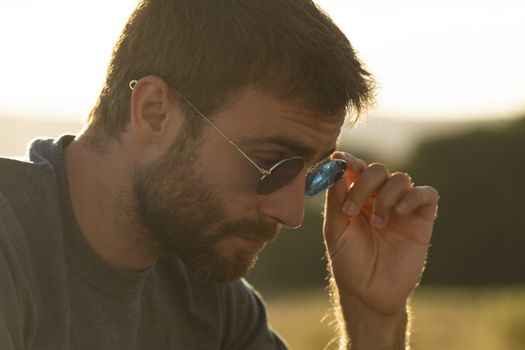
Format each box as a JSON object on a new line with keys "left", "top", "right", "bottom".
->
{"left": 324, "top": 175, "right": 348, "bottom": 243}
{"left": 323, "top": 152, "right": 365, "bottom": 242}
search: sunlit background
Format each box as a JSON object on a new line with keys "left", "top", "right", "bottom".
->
{"left": 1, "top": 1, "right": 524, "bottom": 349}
{"left": 1, "top": 0, "right": 524, "bottom": 122}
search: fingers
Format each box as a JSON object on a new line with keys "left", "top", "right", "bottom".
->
{"left": 342, "top": 163, "right": 390, "bottom": 217}
{"left": 324, "top": 152, "right": 367, "bottom": 239}
{"left": 331, "top": 151, "right": 367, "bottom": 186}
{"left": 333, "top": 155, "right": 439, "bottom": 228}
{"left": 324, "top": 170, "right": 349, "bottom": 236}
{"left": 395, "top": 185, "right": 440, "bottom": 221}
{"left": 371, "top": 172, "right": 413, "bottom": 228}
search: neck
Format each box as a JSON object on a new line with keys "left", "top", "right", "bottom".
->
{"left": 64, "top": 130, "right": 158, "bottom": 271}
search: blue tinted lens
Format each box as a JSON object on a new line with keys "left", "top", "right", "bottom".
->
{"left": 304, "top": 159, "right": 346, "bottom": 197}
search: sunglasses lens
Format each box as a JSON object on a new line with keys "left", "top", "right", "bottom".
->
{"left": 304, "top": 159, "right": 347, "bottom": 197}
{"left": 257, "top": 157, "right": 304, "bottom": 195}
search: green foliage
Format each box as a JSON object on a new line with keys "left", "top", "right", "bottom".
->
{"left": 406, "top": 116, "right": 525, "bottom": 285}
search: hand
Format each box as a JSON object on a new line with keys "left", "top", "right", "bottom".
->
{"left": 324, "top": 152, "right": 439, "bottom": 316}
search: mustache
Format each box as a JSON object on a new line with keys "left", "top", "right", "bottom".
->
{"left": 216, "top": 219, "right": 282, "bottom": 243}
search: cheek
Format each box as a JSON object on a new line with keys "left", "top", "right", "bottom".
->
{"left": 196, "top": 132, "right": 264, "bottom": 216}
{"left": 201, "top": 141, "right": 259, "bottom": 196}
{"left": 200, "top": 154, "right": 261, "bottom": 218}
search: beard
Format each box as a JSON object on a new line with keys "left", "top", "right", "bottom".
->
{"left": 129, "top": 129, "right": 281, "bottom": 282}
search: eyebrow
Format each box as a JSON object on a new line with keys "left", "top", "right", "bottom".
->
{"left": 238, "top": 135, "right": 336, "bottom": 164}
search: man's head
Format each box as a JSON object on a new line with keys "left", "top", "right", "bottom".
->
{"left": 82, "top": 0, "right": 374, "bottom": 282}
{"left": 88, "top": 0, "right": 373, "bottom": 140}
{"left": 122, "top": 82, "right": 345, "bottom": 282}
{"left": 129, "top": 97, "right": 282, "bottom": 281}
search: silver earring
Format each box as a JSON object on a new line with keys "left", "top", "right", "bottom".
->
{"left": 129, "top": 80, "right": 138, "bottom": 90}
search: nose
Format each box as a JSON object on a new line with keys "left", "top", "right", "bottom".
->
{"left": 258, "top": 172, "right": 306, "bottom": 229}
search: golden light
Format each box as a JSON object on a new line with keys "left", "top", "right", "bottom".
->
{"left": 1, "top": 0, "right": 524, "bottom": 122}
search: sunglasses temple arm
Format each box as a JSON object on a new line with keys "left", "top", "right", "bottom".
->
{"left": 173, "top": 89, "right": 271, "bottom": 177}
{"left": 130, "top": 80, "right": 269, "bottom": 176}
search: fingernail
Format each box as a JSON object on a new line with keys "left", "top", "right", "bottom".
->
{"left": 343, "top": 202, "right": 358, "bottom": 216}
{"left": 396, "top": 201, "right": 408, "bottom": 213}
{"left": 371, "top": 215, "right": 384, "bottom": 228}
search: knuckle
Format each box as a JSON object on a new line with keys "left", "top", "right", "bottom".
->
{"left": 357, "top": 159, "right": 368, "bottom": 171}
{"left": 426, "top": 186, "right": 440, "bottom": 200}
{"left": 343, "top": 153, "right": 367, "bottom": 172}
{"left": 414, "top": 187, "right": 425, "bottom": 201}
{"left": 347, "top": 191, "right": 365, "bottom": 206}
{"left": 415, "top": 186, "right": 437, "bottom": 204}
{"left": 368, "top": 162, "right": 389, "bottom": 178}
{"left": 375, "top": 192, "right": 399, "bottom": 210}
{"left": 391, "top": 171, "right": 412, "bottom": 185}
{"left": 340, "top": 152, "right": 352, "bottom": 160}
{"left": 378, "top": 197, "right": 398, "bottom": 210}
{"left": 406, "top": 187, "right": 422, "bottom": 203}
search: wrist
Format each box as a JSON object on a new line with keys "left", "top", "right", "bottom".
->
{"left": 339, "top": 296, "right": 409, "bottom": 350}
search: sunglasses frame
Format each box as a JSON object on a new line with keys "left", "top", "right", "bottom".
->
{"left": 129, "top": 79, "right": 345, "bottom": 196}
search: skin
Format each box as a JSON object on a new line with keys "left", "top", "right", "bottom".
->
{"left": 64, "top": 75, "right": 341, "bottom": 273}
{"left": 325, "top": 154, "right": 439, "bottom": 349}
{"left": 64, "top": 75, "right": 439, "bottom": 349}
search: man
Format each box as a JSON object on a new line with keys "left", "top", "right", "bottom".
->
{"left": 0, "top": 0, "right": 439, "bottom": 349}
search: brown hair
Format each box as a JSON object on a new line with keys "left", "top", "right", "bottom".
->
{"left": 88, "top": 0, "right": 374, "bottom": 139}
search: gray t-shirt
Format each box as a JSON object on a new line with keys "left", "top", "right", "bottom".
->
{"left": 0, "top": 135, "right": 287, "bottom": 349}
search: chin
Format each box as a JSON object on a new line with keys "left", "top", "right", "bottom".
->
{"left": 190, "top": 246, "right": 261, "bottom": 283}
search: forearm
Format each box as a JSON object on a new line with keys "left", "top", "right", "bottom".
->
{"left": 339, "top": 297, "right": 409, "bottom": 350}
{"left": 329, "top": 280, "right": 411, "bottom": 350}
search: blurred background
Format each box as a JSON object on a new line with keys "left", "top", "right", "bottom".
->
{"left": 1, "top": 0, "right": 524, "bottom": 349}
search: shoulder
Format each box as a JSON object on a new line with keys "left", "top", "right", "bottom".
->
{"left": 0, "top": 154, "right": 55, "bottom": 205}
{"left": 0, "top": 192, "right": 35, "bottom": 273}
{"left": 0, "top": 158, "right": 44, "bottom": 271}
{"left": 0, "top": 136, "right": 70, "bottom": 195}
{"left": 0, "top": 137, "right": 65, "bottom": 227}
{"left": 0, "top": 149, "right": 66, "bottom": 295}
{"left": 0, "top": 190, "right": 39, "bottom": 347}
{"left": 0, "top": 157, "right": 52, "bottom": 293}
{"left": 0, "top": 153, "right": 71, "bottom": 349}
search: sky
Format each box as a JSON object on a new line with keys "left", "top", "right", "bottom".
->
{"left": 0, "top": 0, "right": 524, "bottom": 123}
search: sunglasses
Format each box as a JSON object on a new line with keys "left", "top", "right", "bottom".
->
{"left": 129, "top": 80, "right": 346, "bottom": 197}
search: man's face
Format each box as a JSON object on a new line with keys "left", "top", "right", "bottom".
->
{"left": 131, "top": 87, "right": 344, "bottom": 282}
{"left": 131, "top": 131, "right": 279, "bottom": 282}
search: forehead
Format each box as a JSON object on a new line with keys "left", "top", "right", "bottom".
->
{"left": 212, "top": 87, "right": 345, "bottom": 160}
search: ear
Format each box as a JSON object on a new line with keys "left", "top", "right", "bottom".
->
{"left": 129, "top": 75, "right": 184, "bottom": 144}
